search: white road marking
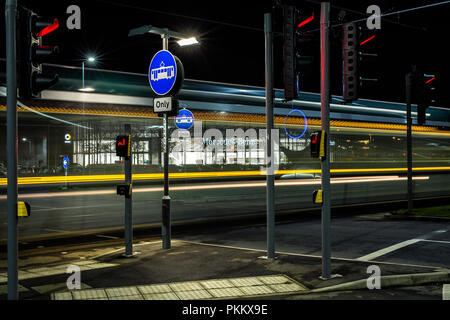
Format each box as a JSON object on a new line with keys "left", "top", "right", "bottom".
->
{"left": 178, "top": 240, "right": 443, "bottom": 269}
{"left": 356, "top": 228, "right": 449, "bottom": 262}
{"left": 44, "top": 228, "right": 68, "bottom": 233}
{"left": 356, "top": 239, "right": 421, "bottom": 261}
{"left": 96, "top": 234, "right": 119, "bottom": 240}
{"left": 419, "top": 239, "right": 450, "bottom": 245}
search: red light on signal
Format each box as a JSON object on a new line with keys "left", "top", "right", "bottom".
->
{"left": 117, "top": 138, "right": 126, "bottom": 146}
{"left": 360, "top": 35, "right": 375, "bottom": 46}
{"left": 36, "top": 18, "right": 59, "bottom": 37}
{"left": 297, "top": 12, "right": 314, "bottom": 28}
{"left": 312, "top": 135, "right": 318, "bottom": 144}
{"left": 425, "top": 77, "right": 435, "bottom": 84}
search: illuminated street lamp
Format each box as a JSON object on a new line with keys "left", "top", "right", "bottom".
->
{"left": 128, "top": 25, "right": 199, "bottom": 48}
{"left": 177, "top": 37, "right": 199, "bottom": 47}
{"left": 128, "top": 25, "right": 198, "bottom": 251}
{"left": 79, "top": 56, "right": 96, "bottom": 92}
{"left": 21, "top": 137, "right": 31, "bottom": 153}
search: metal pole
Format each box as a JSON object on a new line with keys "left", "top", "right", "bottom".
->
{"left": 6, "top": 0, "right": 18, "bottom": 300}
{"left": 406, "top": 73, "right": 413, "bottom": 215}
{"left": 64, "top": 167, "right": 68, "bottom": 189}
{"left": 320, "top": 2, "right": 331, "bottom": 280}
{"left": 124, "top": 124, "right": 133, "bottom": 256}
{"left": 264, "top": 13, "right": 275, "bottom": 259}
{"left": 82, "top": 61, "right": 85, "bottom": 89}
{"left": 161, "top": 35, "right": 171, "bottom": 249}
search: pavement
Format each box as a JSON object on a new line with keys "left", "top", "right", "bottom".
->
{"left": 0, "top": 236, "right": 449, "bottom": 301}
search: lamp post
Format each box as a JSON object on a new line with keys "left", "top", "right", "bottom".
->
{"left": 22, "top": 137, "right": 31, "bottom": 153}
{"left": 128, "top": 25, "right": 198, "bottom": 250}
{"left": 80, "top": 56, "right": 96, "bottom": 92}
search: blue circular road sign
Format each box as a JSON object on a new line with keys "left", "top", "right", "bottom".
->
{"left": 149, "top": 50, "right": 177, "bottom": 96}
{"left": 175, "top": 109, "right": 194, "bottom": 130}
{"left": 63, "top": 156, "right": 69, "bottom": 170}
{"left": 284, "top": 109, "right": 308, "bottom": 139}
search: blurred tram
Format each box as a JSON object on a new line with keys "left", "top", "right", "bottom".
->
{"left": 0, "top": 63, "right": 449, "bottom": 188}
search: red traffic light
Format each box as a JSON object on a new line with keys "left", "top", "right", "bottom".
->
{"left": 310, "top": 131, "right": 326, "bottom": 159}
{"left": 425, "top": 76, "right": 435, "bottom": 84}
{"left": 36, "top": 18, "right": 59, "bottom": 37}
{"left": 116, "top": 135, "right": 131, "bottom": 158}
{"left": 297, "top": 12, "right": 314, "bottom": 28}
{"left": 360, "top": 35, "right": 375, "bottom": 46}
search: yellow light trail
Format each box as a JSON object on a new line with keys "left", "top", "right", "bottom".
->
{"left": 0, "top": 175, "right": 430, "bottom": 199}
{"left": 0, "top": 167, "right": 447, "bottom": 186}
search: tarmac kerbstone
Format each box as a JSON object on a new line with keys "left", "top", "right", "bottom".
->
{"left": 311, "top": 271, "right": 450, "bottom": 293}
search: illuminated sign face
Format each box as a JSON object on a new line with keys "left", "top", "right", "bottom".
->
{"left": 116, "top": 135, "right": 131, "bottom": 158}
{"left": 284, "top": 109, "right": 308, "bottom": 139}
{"left": 175, "top": 109, "right": 194, "bottom": 130}
{"left": 149, "top": 50, "right": 177, "bottom": 96}
{"left": 63, "top": 156, "right": 69, "bottom": 169}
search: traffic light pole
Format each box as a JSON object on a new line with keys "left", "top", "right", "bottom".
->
{"left": 124, "top": 124, "right": 133, "bottom": 256}
{"left": 320, "top": 2, "right": 331, "bottom": 280}
{"left": 6, "top": 0, "right": 18, "bottom": 300}
{"left": 406, "top": 73, "right": 413, "bottom": 215}
{"left": 162, "top": 35, "right": 171, "bottom": 249}
{"left": 264, "top": 13, "right": 275, "bottom": 259}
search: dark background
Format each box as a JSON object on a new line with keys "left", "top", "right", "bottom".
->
{"left": 1, "top": 0, "right": 449, "bottom": 107}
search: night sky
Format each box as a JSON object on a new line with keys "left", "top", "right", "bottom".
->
{"left": 1, "top": 0, "right": 449, "bottom": 107}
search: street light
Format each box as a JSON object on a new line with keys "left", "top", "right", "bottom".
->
{"left": 21, "top": 137, "right": 31, "bottom": 153}
{"left": 128, "top": 25, "right": 199, "bottom": 48}
{"left": 79, "top": 56, "right": 96, "bottom": 92}
{"left": 177, "top": 37, "right": 199, "bottom": 47}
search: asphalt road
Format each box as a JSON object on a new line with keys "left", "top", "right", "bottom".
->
{"left": 178, "top": 214, "right": 450, "bottom": 269}
{"left": 0, "top": 174, "right": 449, "bottom": 240}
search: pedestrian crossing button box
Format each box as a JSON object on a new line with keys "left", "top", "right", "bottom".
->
{"left": 17, "top": 201, "right": 31, "bottom": 217}
{"left": 117, "top": 184, "right": 132, "bottom": 197}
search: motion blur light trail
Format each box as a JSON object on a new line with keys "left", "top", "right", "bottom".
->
{"left": 0, "top": 167, "right": 446, "bottom": 186}
{"left": 0, "top": 175, "right": 429, "bottom": 200}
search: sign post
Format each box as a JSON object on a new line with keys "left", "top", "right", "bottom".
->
{"left": 148, "top": 37, "right": 184, "bottom": 250}
{"left": 63, "top": 156, "right": 69, "bottom": 189}
{"left": 264, "top": 12, "right": 275, "bottom": 259}
{"left": 6, "top": 0, "right": 18, "bottom": 300}
{"left": 124, "top": 124, "right": 133, "bottom": 256}
{"left": 320, "top": 2, "right": 332, "bottom": 280}
{"left": 405, "top": 72, "right": 412, "bottom": 216}
{"left": 115, "top": 128, "right": 133, "bottom": 256}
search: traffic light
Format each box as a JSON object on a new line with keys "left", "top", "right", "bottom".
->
{"left": 342, "top": 22, "right": 378, "bottom": 103}
{"left": 411, "top": 71, "right": 437, "bottom": 125}
{"left": 310, "top": 131, "right": 326, "bottom": 159}
{"left": 18, "top": 8, "right": 60, "bottom": 99}
{"left": 342, "top": 22, "right": 360, "bottom": 102}
{"left": 283, "top": 5, "right": 297, "bottom": 101}
{"left": 282, "top": 6, "right": 315, "bottom": 101}
{"left": 116, "top": 135, "right": 131, "bottom": 158}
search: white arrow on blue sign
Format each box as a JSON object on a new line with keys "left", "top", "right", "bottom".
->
{"left": 63, "top": 156, "right": 69, "bottom": 170}
{"left": 148, "top": 50, "right": 177, "bottom": 96}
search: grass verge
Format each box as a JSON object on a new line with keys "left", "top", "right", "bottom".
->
{"left": 392, "top": 205, "right": 450, "bottom": 218}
